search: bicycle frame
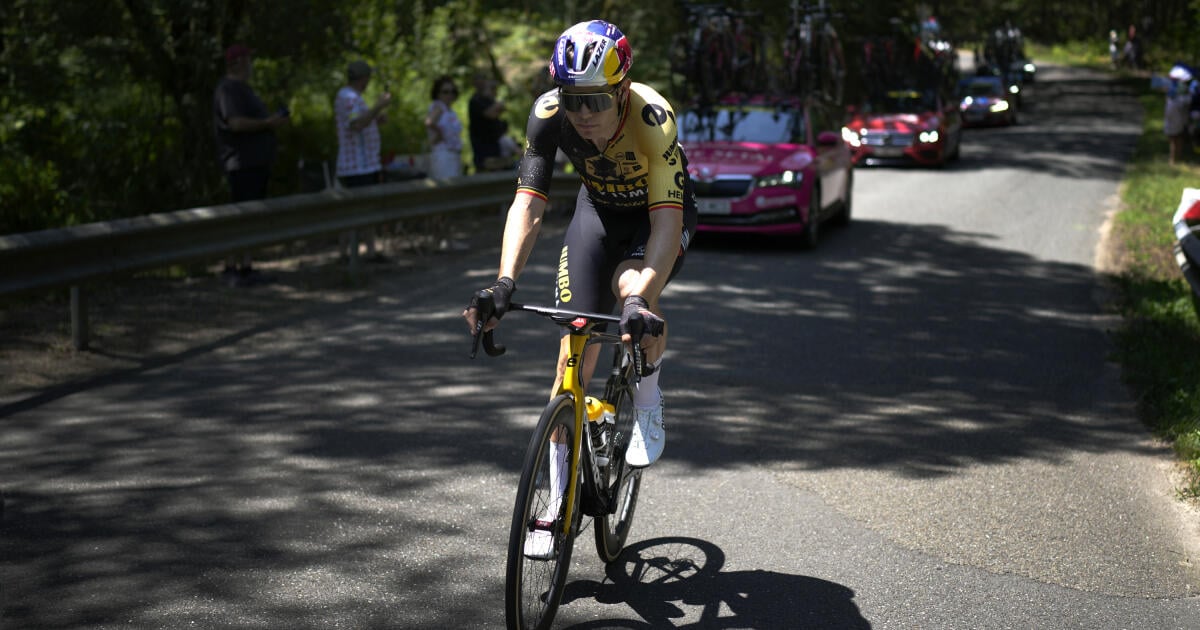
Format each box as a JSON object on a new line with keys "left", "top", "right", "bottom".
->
{"left": 546, "top": 313, "right": 633, "bottom": 536}
{"left": 478, "top": 297, "right": 649, "bottom": 629}
{"left": 471, "top": 301, "right": 636, "bottom": 537}
{"left": 555, "top": 326, "right": 593, "bottom": 537}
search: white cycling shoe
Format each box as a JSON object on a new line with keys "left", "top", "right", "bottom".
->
{"left": 523, "top": 520, "right": 555, "bottom": 560}
{"left": 625, "top": 402, "right": 666, "bottom": 468}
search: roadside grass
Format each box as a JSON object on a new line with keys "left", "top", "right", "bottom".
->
{"left": 1111, "top": 111, "right": 1200, "bottom": 499}
{"left": 1031, "top": 43, "right": 1200, "bottom": 499}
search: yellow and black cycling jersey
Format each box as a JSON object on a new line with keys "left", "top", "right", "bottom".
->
{"left": 517, "top": 83, "right": 697, "bottom": 221}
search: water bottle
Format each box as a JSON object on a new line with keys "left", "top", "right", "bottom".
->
{"left": 585, "top": 396, "right": 605, "bottom": 423}
{"left": 585, "top": 396, "right": 615, "bottom": 467}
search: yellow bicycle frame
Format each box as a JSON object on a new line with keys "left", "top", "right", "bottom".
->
{"left": 553, "top": 328, "right": 591, "bottom": 536}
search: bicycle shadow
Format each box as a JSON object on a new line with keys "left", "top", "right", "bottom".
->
{"left": 558, "top": 537, "right": 870, "bottom": 629}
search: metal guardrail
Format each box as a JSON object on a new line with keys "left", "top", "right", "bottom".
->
{"left": 0, "top": 170, "right": 582, "bottom": 348}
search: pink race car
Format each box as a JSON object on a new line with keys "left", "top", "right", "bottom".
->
{"left": 680, "top": 96, "right": 854, "bottom": 248}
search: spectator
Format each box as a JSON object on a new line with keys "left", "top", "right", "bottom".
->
{"left": 212, "top": 43, "right": 289, "bottom": 287}
{"left": 335, "top": 60, "right": 393, "bottom": 262}
{"left": 1123, "top": 24, "right": 1140, "bottom": 70}
{"left": 425, "top": 76, "right": 464, "bottom": 179}
{"left": 468, "top": 72, "right": 508, "bottom": 172}
{"left": 1163, "top": 64, "right": 1195, "bottom": 165}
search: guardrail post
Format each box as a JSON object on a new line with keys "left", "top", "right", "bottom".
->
{"left": 348, "top": 230, "right": 361, "bottom": 275}
{"left": 70, "top": 285, "right": 89, "bottom": 351}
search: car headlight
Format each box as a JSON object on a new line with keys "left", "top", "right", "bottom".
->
{"left": 841, "top": 127, "right": 860, "bottom": 147}
{"left": 918, "top": 130, "right": 940, "bottom": 143}
{"left": 755, "top": 171, "right": 801, "bottom": 189}
{"left": 989, "top": 100, "right": 1010, "bottom": 113}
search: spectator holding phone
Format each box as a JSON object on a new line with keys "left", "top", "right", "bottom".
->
{"left": 212, "top": 43, "right": 289, "bottom": 286}
{"left": 1162, "top": 63, "right": 1196, "bottom": 165}
{"left": 335, "top": 60, "right": 393, "bottom": 261}
{"left": 336, "top": 60, "right": 392, "bottom": 188}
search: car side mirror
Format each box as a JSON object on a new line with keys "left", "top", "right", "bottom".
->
{"left": 817, "top": 131, "right": 841, "bottom": 146}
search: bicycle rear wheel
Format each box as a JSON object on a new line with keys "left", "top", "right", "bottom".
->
{"left": 505, "top": 394, "right": 578, "bottom": 630}
{"left": 593, "top": 371, "right": 643, "bottom": 563}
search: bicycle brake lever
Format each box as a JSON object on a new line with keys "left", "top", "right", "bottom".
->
{"left": 469, "top": 319, "right": 485, "bottom": 359}
{"left": 469, "top": 290, "right": 495, "bottom": 359}
{"left": 482, "top": 329, "right": 506, "bottom": 357}
{"left": 630, "top": 342, "right": 645, "bottom": 383}
{"left": 469, "top": 290, "right": 508, "bottom": 358}
{"left": 627, "top": 316, "right": 647, "bottom": 381}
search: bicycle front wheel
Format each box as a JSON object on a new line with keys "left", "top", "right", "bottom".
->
{"left": 505, "top": 394, "right": 578, "bottom": 630}
{"left": 593, "top": 378, "right": 643, "bottom": 563}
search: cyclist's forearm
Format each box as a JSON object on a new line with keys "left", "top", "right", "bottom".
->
{"left": 498, "top": 194, "right": 547, "bottom": 281}
{"left": 629, "top": 211, "right": 683, "bottom": 303}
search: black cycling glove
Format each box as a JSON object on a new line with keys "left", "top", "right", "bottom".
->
{"left": 619, "top": 295, "right": 664, "bottom": 339}
{"left": 470, "top": 276, "right": 516, "bottom": 321}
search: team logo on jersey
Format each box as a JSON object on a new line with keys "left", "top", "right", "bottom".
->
{"left": 535, "top": 93, "right": 560, "bottom": 119}
{"left": 556, "top": 245, "right": 572, "bottom": 303}
{"left": 584, "top": 152, "right": 644, "bottom": 182}
{"left": 661, "top": 143, "right": 679, "bottom": 166}
{"left": 642, "top": 104, "right": 668, "bottom": 127}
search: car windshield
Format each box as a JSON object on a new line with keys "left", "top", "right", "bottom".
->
{"left": 678, "top": 107, "right": 801, "bottom": 144}
{"left": 963, "top": 81, "right": 1002, "bottom": 97}
{"left": 865, "top": 90, "right": 936, "bottom": 114}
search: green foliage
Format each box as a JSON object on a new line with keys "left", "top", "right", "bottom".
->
{"left": 4, "top": 0, "right": 1200, "bottom": 236}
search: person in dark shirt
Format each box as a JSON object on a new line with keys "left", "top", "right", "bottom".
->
{"left": 212, "top": 44, "right": 289, "bottom": 286}
{"left": 468, "top": 72, "right": 509, "bottom": 172}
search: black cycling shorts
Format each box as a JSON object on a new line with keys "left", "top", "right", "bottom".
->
{"left": 554, "top": 185, "right": 692, "bottom": 319}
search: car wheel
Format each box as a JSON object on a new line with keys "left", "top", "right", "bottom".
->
{"left": 831, "top": 172, "right": 852, "bottom": 227}
{"left": 801, "top": 185, "right": 820, "bottom": 249}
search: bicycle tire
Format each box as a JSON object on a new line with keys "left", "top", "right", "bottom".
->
{"left": 593, "top": 366, "right": 642, "bottom": 563}
{"left": 505, "top": 394, "right": 578, "bottom": 630}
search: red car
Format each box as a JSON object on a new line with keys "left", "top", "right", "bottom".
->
{"left": 841, "top": 89, "right": 963, "bottom": 167}
{"left": 679, "top": 96, "right": 854, "bottom": 248}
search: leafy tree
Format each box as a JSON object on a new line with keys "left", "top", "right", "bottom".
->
{"left": 3, "top": 0, "right": 1198, "bottom": 237}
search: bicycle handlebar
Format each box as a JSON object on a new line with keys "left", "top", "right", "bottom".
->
{"left": 468, "top": 297, "right": 660, "bottom": 377}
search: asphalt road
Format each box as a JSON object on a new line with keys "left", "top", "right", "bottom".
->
{"left": 3, "top": 63, "right": 1200, "bottom": 629}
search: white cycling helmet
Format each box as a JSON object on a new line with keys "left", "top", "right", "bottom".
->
{"left": 549, "top": 20, "right": 633, "bottom": 88}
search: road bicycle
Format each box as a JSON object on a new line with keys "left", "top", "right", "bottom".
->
{"left": 470, "top": 297, "right": 651, "bottom": 630}
{"left": 783, "top": 0, "right": 845, "bottom": 105}
{"left": 671, "top": 2, "right": 766, "bottom": 105}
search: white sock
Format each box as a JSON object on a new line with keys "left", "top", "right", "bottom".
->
{"left": 633, "top": 358, "right": 664, "bottom": 409}
{"left": 545, "top": 441, "right": 569, "bottom": 519}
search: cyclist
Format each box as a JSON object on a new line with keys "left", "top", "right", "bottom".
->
{"left": 464, "top": 19, "right": 696, "bottom": 478}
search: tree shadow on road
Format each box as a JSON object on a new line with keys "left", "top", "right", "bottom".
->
{"left": 667, "top": 219, "right": 1146, "bottom": 479}
{"left": 0, "top": 211, "right": 1158, "bottom": 627}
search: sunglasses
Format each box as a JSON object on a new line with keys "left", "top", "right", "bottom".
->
{"left": 560, "top": 87, "right": 618, "bottom": 113}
